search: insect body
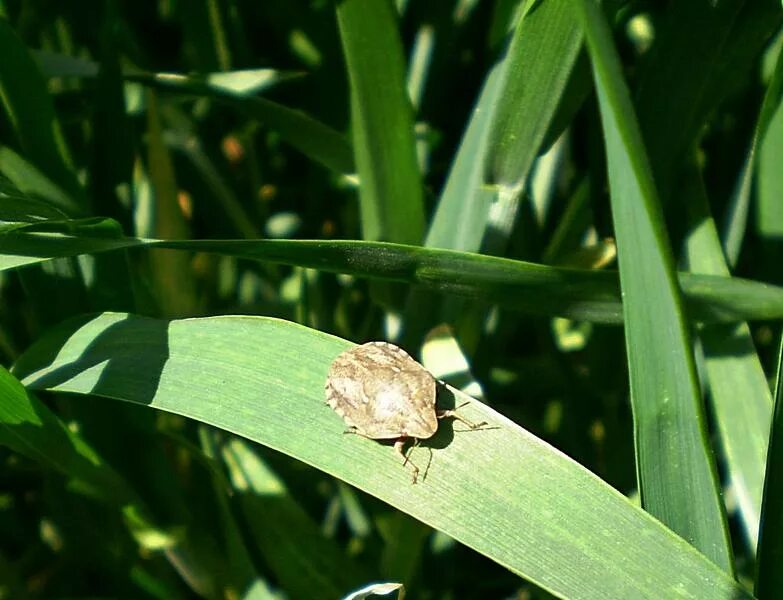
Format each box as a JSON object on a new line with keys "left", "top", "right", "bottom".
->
{"left": 325, "top": 341, "right": 483, "bottom": 482}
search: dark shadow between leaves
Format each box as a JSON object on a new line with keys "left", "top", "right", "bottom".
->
{"left": 698, "top": 322, "right": 765, "bottom": 359}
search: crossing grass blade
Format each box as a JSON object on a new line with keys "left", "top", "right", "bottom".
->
{"left": 3, "top": 232, "right": 783, "bottom": 325}
{"left": 219, "top": 437, "right": 373, "bottom": 597}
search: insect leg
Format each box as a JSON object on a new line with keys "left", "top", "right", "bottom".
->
{"left": 394, "top": 438, "right": 420, "bottom": 484}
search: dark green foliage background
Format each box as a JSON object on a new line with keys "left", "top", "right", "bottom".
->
{"left": 1, "top": 0, "right": 783, "bottom": 598}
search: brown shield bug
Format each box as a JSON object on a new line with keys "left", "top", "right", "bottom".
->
{"left": 325, "top": 341, "right": 485, "bottom": 483}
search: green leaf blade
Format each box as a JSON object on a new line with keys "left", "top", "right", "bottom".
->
{"left": 337, "top": 0, "right": 425, "bottom": 244}
{"left": 577, "top": 0, "right": 733, "bottom": 572}
{"left": 4, "top": 232, "right": 783, "bottom": 325}
{"left": 682, "top": 161, "right": 772, "bottom": 551}
{"left": 15, "top": 312, "right": 751, "bottom": 599}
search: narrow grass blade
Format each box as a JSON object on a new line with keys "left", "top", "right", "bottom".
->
{"left": 31, "top": 50, "right": 337, "bottom": 175}
{"left": 723, "top": 40, "right": 783, "bottom": 265}
{"left": 14, "top": 312, "right": 752, "bottom": 600}
{"left": 132, "top": 73, "right": 355, "bottom": 175}
{"left": 164, "top": 130, "right": 261, "bottom": 239}
{"left": 577, "top": 1, "right": 733, "bottom": 571}
{"left": 35, "top": 49, "right": 301, "bottom": 98}
{"left": 488, "top": 0, "right": 582, "bottom": 197}
{"left": 342, "top": 582, "right": 403, "bottom": 600}
{"left": 145, "top": 90, "right": 197, "bottom": 317}
{"left": 682, "top": 160, "right": 772, "bottom": 551}
{"left": 219, "top": 95, "right": 354, "bottom": 174}
{"left": 424, "top": 67, "right": 501, "bottom": 251}
{"left": 175, "top": 0, "right": 231, "bottom": 71}
{"left": 193, "top": 429, "right": 266, "bottom": 596}
{"left": 757, "top": 76, "right": 783, "bottom": 240}
{"left": 4, "top": 232, "right": 783, "bottom": 325}
{"left": 337, "top": 0, "right": 424, "bottom": 243}
{"left": 377, "top": 512, "right": 428, "bottom": 585}
{"left": 88, "top": 6, "right": 134, "bottom": 226}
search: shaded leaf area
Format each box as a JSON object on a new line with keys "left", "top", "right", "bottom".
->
{"left": 131, "top": 72, "right": 355, "bottom": 175}
{"left": 0, "top": 363, "right": 144, "bottom": 512}
{"left": 634, "top": 0, "right": 783, "bottom": 203}
{"left": 0, "top": 19, "right": 84, "bottom": 204}
{"left": 13, "top": 312, "right": 751, "bottom": 600}
{"left": 756, "top": 333, "right": 783, "bottom": 598}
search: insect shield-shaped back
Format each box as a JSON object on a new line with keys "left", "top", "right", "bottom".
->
{"left": 325, "top": 341, "right": 438, "bottom": 440}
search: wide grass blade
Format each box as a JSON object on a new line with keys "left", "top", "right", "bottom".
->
{"left": 577, "top": 1, "right": 733, "bottom": 571}
{"left": 14, "top": 312, "right": 752, "bottom": 600}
